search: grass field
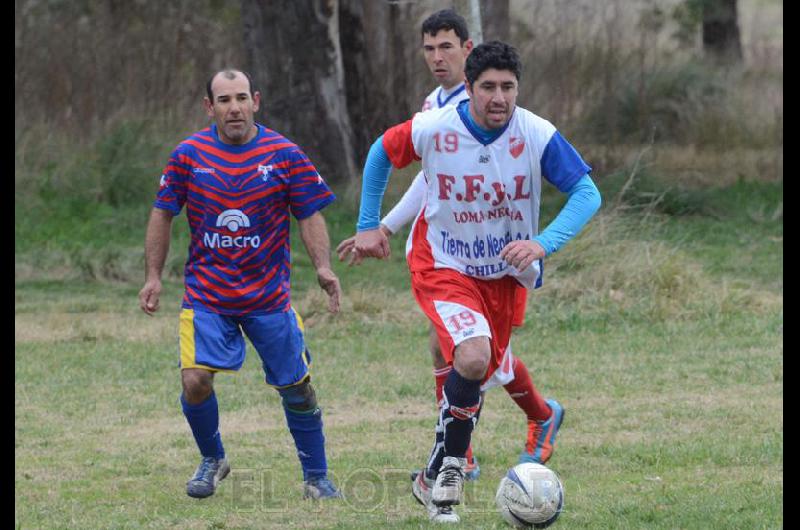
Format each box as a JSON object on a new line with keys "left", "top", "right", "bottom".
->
{"left": 15, "top": 167, "right": 782, "bottom": 529}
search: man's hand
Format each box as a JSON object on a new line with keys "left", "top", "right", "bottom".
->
{"left": 138, "top": 278, "right": 162, "bottom": 315}
{"left": 349, "top": 228, "right": 391, "bottom": 266}
{"left": 499, "top": 240, "right": 546, "bottom": 271}
{"left": 316, "top": 267, "right": 341, "bottom": 313}
{"left": 337, "top": 225, "right": 392, "bottom": 265}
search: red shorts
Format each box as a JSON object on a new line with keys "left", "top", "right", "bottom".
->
{"left": 512, "top": 285, "right": 527, "bottom": 327}
{"left": 411, "top": 268, "right": 520, "bottom": 384}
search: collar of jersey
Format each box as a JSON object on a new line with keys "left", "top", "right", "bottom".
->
{"left": 210, "top": 123, "right": 263, "bottom": 149}
{"left": 437, "top": 83, "right": 467, "bottom": 108}
{"left": 456, "top": 100, "right": 513, "bottom": 146}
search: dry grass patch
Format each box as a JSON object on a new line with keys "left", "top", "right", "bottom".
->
{"left": 14, "top": 311, "right": 175, "bottom": 344}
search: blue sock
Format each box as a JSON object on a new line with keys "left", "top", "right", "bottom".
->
{"left": 282, "top": 406, "right": 328, "bottom": 481}
{"left": 181, "top": 392, "right": 225, "bottom": 460}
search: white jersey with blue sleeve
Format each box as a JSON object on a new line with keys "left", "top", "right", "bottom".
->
{"left": 381, "top": 104, "right": 590, "bottom": 289}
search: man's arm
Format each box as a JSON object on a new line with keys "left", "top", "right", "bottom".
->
{"left": 352, "top": 134, "right": 404, "bottom": 262}
{"left": 138, "top": 207, "right": 174, "bottom": 315}
{"left": 298, "top": 211, "right": 341, "bottom": 313}
{"left": 336, "top": 170, "right": 426, "bottom": 263}
{"left": 500, "top": 174, "right": 601, "bottom": 270}
{"left": 381, "top": 171, "right": 426, "bottom": 234}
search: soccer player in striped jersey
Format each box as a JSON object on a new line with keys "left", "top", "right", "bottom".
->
{"left": 138, "top": 69, "right": 343, "bottom": 501}
{"left": 352, "top": 42, "right": 601, "bottom": 523}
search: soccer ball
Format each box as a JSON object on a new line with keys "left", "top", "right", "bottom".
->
{"left": 495, "top": 462, "right": 564, "bottom": 528}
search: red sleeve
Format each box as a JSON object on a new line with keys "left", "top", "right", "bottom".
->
{"left": 382, "top": 118, "right": 420, "bottom": 168}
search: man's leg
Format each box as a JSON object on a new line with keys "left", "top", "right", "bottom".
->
{"left": 504, "top": 357, "right": 564, "bottom": 464}
{"left": 431, "top": 336, "right": 489, "bottom": 506}
{"left": 243, "top": 309, "right": 341, "bottom": 499}
{"left": 181, "top": 368, "right": 230, "bottom": 498}
{"left": 276, "top": 376, "right": 340, "bottom": 498}
{"left": 426, "top": 324, "right": 482, "bottom": 481}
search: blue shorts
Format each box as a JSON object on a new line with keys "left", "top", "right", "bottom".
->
{"left": 178, "top": 308, "right": 312, "bottom": 388}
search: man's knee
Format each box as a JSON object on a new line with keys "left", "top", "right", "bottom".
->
{"left": 277, "top": 378, "right": 319, "bottom": 414}
{"left": 181, "top": 368, "right": 214, "bottom": 404}
{"left": 453, "top": 337, "right": 491, "bottom": 380}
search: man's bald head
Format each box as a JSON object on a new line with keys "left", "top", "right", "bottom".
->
{"left": 206, "top": 69, "right": 255, "bottom": 102}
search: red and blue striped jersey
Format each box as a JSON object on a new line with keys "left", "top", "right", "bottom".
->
{"left": 154, "top": 124, "right": 335, "bottom": 315}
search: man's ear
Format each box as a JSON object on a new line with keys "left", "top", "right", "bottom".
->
{"left": 252, "top": 91, "right": 261, "bottom": 113}
{"left": 204, "top": 97, "right": 214, "bottom": 118}
{"left": 464, "top": 38, "right": 474, "bottom": 54}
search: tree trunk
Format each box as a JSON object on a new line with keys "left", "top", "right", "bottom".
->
{"left": 338, "top": 0, "right": 418, "bottom": 163}
{"left": 480, "top": 0, "right": 509, "bottom": 43}
{"left": 454, "top": 0, "right": 483, "bottom": 44}
{"left": 240, "top": 0, "right": 358, "bottom": 184}
{"left": 702, "top": 0, "right": 743, "bottom": 63}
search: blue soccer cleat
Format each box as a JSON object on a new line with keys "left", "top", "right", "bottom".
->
{"left": 519, "top": 398, "right": 565, "bottom": 465}
{"left": 186, "top": 457, "right": 230, "bottom": 499}
{"left": 303, "top": 476, "right": 343, "bottom": 499}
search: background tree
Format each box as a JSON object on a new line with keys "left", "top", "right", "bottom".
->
{"left": 240, "top": 0, "right": 359, "bottom": 184}
{"left": 671, "top": 0, "right": 743, "bottom": 63}
{"left": 702, "top": 0, "right": 743, "bottom": 63}
{"left": 480, "top": 0, "right": 509, "bottom": 43}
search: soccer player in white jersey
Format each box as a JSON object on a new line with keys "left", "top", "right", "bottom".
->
{"left": 340, "top": 13, "right": 537, "bottom": 496}
{"left": 352, "top": 41, "right": 601, "bottom": 523}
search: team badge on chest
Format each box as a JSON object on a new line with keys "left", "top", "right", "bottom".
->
{"left": 258, "top": 164, "right": 273, "bottom": 181}
{"left": 509, "top": 137, "right": 525, "bottom": 159}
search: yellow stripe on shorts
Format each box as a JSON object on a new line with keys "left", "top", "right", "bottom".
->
{"left": 179, "top": 309, "right": 197, "bottom": 369}
{"left": 178, "top": 308, "right": 235, "bottom": 373}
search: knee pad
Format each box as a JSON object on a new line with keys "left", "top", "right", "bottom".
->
{"left": 278, "top": 379, "right": 319, "bottom": 414}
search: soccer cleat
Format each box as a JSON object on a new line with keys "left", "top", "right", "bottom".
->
{"left": 412, "top": 471, "right": 437, "bottom": 517}
{"left": 410, "top": 455, "right": 480, "bottom": 484}
{"left": 186, "top": 457, "right": 230, "bottom": 499}
{"left": 303, "top": 476, "right": 343, "bottom": 499}
{"left": 432, "top": 505, "right": 460, "bottom": 523}
{"left": 412, "top": 472, "right": 460, "bottom": 522}
{"left": 432, "top": 456, "right": 466, "bottom": 506}
{"left": 519, "top": 398, "right": 565, "bottom": 465}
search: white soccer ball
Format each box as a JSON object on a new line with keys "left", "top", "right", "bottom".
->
{"left": 495, "top": 462, "right": 564, "bottom": 528}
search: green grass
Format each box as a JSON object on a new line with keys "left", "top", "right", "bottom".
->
{"left": 15, "top": 168, "right": 782, "bottom": 528}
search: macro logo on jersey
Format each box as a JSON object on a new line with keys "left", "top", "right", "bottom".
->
{"left": 203, "top": 209, "right": 261, "bottom": 249}
{"left": 218, "top": 209, "right": 250, "bottom": 231}
{"left": 509, "top": 137, "right": 525, "bottom": 159}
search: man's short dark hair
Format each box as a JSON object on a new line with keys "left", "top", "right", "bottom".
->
{"left": 464, "top": 41, "right": 522, "bottom": 86}
{"left": 206, "top": 69, "right": 256, "bottom": 102}
{"left": 421, "top": 9, "right": 469, "bottom": 43}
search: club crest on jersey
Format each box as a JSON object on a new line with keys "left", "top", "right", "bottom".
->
{"left": 509, "top": 137, "right": 525, "bottom": 159}
{"left": 258, "top": 164, "right": 273, "bottom": 181}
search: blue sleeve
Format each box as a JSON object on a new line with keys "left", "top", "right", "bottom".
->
{"left": 533, "top": 174, "right": 601, "bottom": 255}
{"left": 356, "top": 135, "right": 394, "bottom": 231}
{"left": 541, "top": 131, "right": 592, "bottom": 192}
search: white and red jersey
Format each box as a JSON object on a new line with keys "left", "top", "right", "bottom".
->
{"left": 382, "top": 103, "right": 588, "bottom": 290}
{"left": 381, "top": 83, "right": 471, "bottom": 234}
{"left": 420, "top": 83, "right": 470, "bottom": 112}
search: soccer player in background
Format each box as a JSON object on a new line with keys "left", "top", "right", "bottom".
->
{"left": 337, "top": 8, "right": 547, "bottom": 495}
{"left": 352, "top": 41, "right": 601, "bottom": 522}
{"left": 138, "top": 69, "right": 343, "bottom": 500}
